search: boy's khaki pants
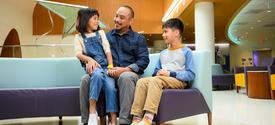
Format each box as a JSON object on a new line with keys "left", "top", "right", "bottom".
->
{"left": 131, "top": 76, "right": 186, "bottom": 116}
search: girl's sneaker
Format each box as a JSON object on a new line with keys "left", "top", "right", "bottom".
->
{"left": 88, "top": 112, "right": 99, "bottom": 125}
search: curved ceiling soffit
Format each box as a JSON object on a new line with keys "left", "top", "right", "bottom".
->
{"left": 226, "top": 0, "right": 251, "bottom": 45}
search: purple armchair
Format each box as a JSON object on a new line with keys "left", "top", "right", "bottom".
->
{"left": 212, "top": 64, "right": 235, "bottom": 90}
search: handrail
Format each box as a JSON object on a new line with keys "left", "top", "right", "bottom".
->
{"left": 0, "top": 44, "right": 74, "bottom": 48}
{"left": 0, "top": 44, "right": 75, "bottom": 58}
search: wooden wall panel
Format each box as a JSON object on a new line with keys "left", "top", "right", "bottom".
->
{"left": 90, "top": 0, "right": 163, "bottom": 33}
{"left": 164, "top": 0, "right": 173, "bottom": 13}
{"left": 33, "top": 0, "right": 90, "bottom": 35}
{"left": 33, "top": 0, "right": 164, "bottom": 35}
{"left": 33, "top": 4, "right": 64, "bottom": 35}
{"left": 139, "top": 0, "right": 163, "bottom": 34}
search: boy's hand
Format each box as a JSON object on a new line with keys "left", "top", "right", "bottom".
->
{"left": 157, "top": 69, "right": 170, "bottom": 76}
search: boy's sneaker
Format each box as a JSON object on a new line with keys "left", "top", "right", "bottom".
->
{"left": 130, "top": 116, "right": 142, "bottom": 125}
{"left": 136, "top": 116, "right": 152, "bottom": 125}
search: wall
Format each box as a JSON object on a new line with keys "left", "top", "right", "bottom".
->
{"left": 0, "top": 0, "right": 34, "bottom": 56}
{"left": 0, "top": 0, "right": 75, "bottom": 58}
{"left": 230, "top": 41, "right": 275, "bottom": 69}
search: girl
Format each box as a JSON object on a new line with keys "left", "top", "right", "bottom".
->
{"left": 75, "top": 8, "right": 117, "bottom": 125}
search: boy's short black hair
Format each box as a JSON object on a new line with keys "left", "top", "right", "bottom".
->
{"left": 162, "top": 18, "right": 184, "bottom": 37}
{"left": 77, "top": 8, "right": 100, "bottom": 34}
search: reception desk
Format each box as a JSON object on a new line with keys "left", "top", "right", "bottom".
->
{"left": 247, "top": 71, "right": 271, "bottom": 99}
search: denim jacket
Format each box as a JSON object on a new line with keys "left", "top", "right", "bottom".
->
{"left": 106, "top": 28, "right": 149, "bottom": 75}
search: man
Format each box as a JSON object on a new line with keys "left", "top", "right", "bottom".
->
{"left": 79, "top": 5, "right": 149, "bottom": 125}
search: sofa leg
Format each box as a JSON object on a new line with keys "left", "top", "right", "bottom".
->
{"left": 229, "top": 84, "right": 233, "bottom": 90}
{"left": 58, "top": 116, "right": 63, "bottom": 125}
{"left": 156, "top": 122, "right": 165, "bottom": 125}
{"left": 207, "top": 112, "right": 212, "bottom": 125}
{"left": 100, "top": 116, "right": 107, "bottom": 125}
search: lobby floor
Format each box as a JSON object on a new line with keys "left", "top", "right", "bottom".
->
{"left": 1, "top": 90, "right": 275, "bottom": 125}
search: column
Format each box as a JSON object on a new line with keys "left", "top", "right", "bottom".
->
{"left": 195, "top": 0, "right": 215, "bottom": 64}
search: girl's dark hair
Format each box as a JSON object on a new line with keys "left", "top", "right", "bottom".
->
{"left": 75, "top": 8, "right": 86, "bottom": 32}
{"left": 77, "top": 8, "right": 100, "bottom": 34}
{"left": 162, "top": 18, "right": 184, "bottom": 37}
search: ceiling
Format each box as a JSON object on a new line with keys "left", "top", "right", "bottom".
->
{"left": 228, "top": 0, "right": 275, "bottom": 45}
{"left": 179, "top": 0, "right": 248, "bottom": 43}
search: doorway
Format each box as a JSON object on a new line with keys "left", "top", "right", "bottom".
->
{"left": 0, "top": 28, "right": 22, "bottom": 58}
{"left": 253, "top": 48, "right": 272, "bottom": 67}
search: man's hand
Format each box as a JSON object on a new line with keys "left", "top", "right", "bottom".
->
{"left": 108, "top": 68, "right": 116, "bottom": 77}
{"left": 110, "top": 67, "right": 132, "bottom": 79}
{"left": 86, "top": 59, "right": 100, "bottom": 74}
{"left": 156, "top": 69, "right": 170, "bottom": 77}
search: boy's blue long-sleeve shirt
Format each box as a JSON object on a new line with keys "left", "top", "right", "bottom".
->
{"left": 152, "top": 46, "right": 196, "bottom": 82}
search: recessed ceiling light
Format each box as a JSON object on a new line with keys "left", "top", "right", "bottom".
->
{"left": 250, "top": 27, "right": 254, "bottom": 29}
{"left": 267, "top": 10, "right": 272, "bottom": 13}
{"left": 245, "top": 32, "right": 249, "bottom": 35}
{"left": 257, "top": 20, "right": 262, "bottom": 23}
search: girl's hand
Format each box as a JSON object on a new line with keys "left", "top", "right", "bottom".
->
{"left": 86, "top": 59, "right": 100, "bottom": 74}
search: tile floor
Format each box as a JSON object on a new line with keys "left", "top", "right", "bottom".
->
{"left": 1, "top": 90, "right": 275, "bottom": 125}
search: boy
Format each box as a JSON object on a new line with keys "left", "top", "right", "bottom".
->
{"left": 130, "top": 18, "right": 196, "bottom": 125}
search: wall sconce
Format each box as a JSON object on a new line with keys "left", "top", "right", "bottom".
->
{"left": 241, "top": 58, "right": 246, "bottom": 66}
{"left": 248, "top": 58, "right": 253, "bottom": 65}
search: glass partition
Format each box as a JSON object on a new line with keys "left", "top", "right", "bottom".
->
{"left": 0, "top": 44, "right": 75, "bottom": 58}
